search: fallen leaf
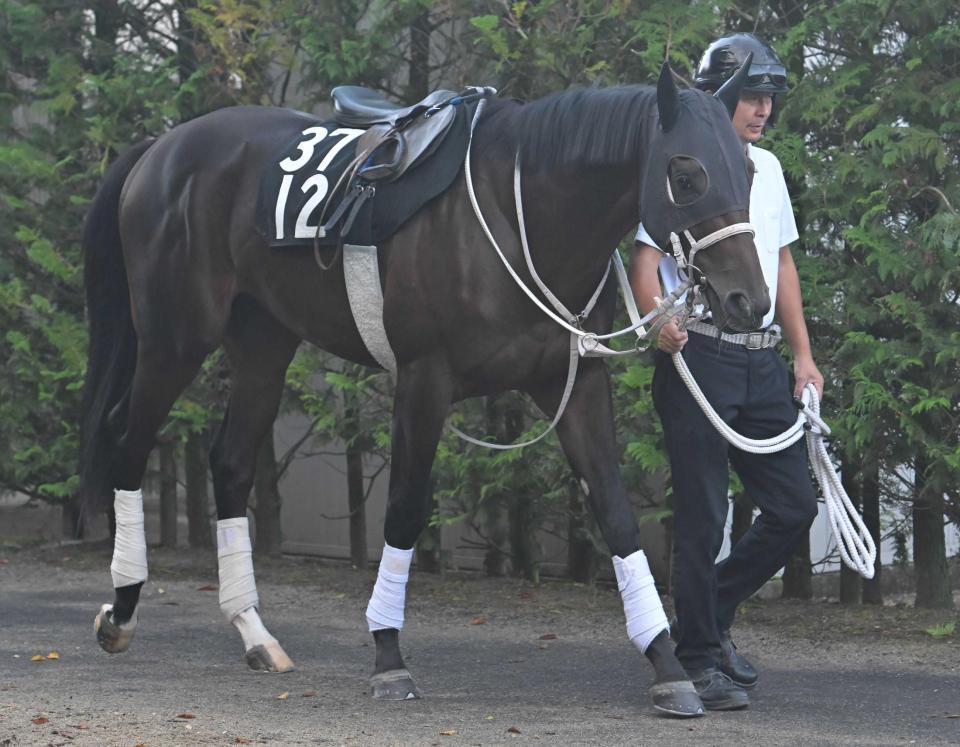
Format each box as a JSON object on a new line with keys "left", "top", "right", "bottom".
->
{"left": 67, "top": 723, "right": 89, "bottom": 730}
{"left": 539, "top": 633, "right": 557, "bottom": 640}
{"left": 46, "top": 651, "right": 60, "bottom": 660}
{"left": 507, "top": 726, "right": 521, "bottom": 734}
{"left": 30, "top": 655, "right": 44, "bottom": 662}
{"left": 235, "top": 738, "right": 253, "bottom": 745}
{"left": 276, "top": 692, "right": 289, "bottom": 700}
{"left": 196, "top": 584, "right": 218, "bottom": 591}
{"left": 518, "top": 590, "right": 535, "bottom": 600}
{"left": 470, "top": 617, "right": 486, "bottom": 625}
{"left": 439, "top": 730, "right": 457, "bottom": 736}
{"left": 302, "top": 690, "right": 318, "bottom": 697}
{"left": 175, "top": 713, "right": 196, "bottom": 720}
{"left": 484, "top": 715, "right": 494, "bottom": 721}
{"left": 0, "top": 558, "right": 9, "bottom": 564}
{"left": 32, "top": 716, "right": 49, "bottom": 725}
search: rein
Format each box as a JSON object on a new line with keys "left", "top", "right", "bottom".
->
{"left": 459, "top": 98, "right": 876, "bottom": 579}
{"left": 455, "top": 96, "right": 749, "bottom": 448}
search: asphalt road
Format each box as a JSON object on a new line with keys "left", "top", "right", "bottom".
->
{"left": 1, "top": 547, "right": 958, "bottom": 746}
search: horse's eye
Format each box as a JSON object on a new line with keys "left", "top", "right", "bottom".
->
{"left": 666, "top": 155, "right": 709, "bottom": 207}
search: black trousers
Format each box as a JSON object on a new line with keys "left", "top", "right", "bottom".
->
{"left": 652, "top": 331, "right": 818, "bottom": 671}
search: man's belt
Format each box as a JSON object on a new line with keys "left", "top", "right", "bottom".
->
{"left": 686, "top": 320, "right": 781, "bottom": 350}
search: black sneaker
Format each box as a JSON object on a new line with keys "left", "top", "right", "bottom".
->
{"left": 719, "top": 631, "right": 758, "bottom": 689}
{"left": 686, "top": 667, "right": 750, "bottom": 711}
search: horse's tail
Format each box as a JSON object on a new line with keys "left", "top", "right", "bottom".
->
{"left": 78, "top": 139, "right": 155, "bottom": 517}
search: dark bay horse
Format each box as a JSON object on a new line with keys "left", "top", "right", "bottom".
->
{"left": 79, "top": 62, "right": 768, "bottom": 717}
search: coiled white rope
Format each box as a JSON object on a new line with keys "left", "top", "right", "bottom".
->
{"left": 671, "top": 351, "right": 877, "bottom": 579}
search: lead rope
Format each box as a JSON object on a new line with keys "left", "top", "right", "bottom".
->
{"left": 670, "top": 351, "right": 877, "bottom": 578}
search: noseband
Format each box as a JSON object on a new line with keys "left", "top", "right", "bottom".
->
{"left": 668, "top": 222, "right": 755, "bottom": 279}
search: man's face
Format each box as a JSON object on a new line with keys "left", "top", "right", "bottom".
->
{"left": 732, "top": 92, "right": 773, "bottom": 144}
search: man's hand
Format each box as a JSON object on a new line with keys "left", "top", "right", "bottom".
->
{"left": 657, "top": 317, "right": 688, "bottom": 354}
{"left": 793, "top": 355, "right": 824, "bottom": 400}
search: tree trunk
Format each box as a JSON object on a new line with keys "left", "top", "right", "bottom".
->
{"left": 861, "top": 461, "right": 883, "bottom": 605}
{"left": 90, "top": 0, "right": 122, "bottom": 74}
{"left": 253, "top": 429, "right": 283, "bottom": 558}
{"left": 61, "top": 498, "right": 84, "bottom": 540}
{"left": 345, "top": 436, "right": 369, "bottom": 569}
{"left": 341, "top": 390, "right": 369, "bottom": 570}
{"left": 159, "top": 440, "right": 178, "bottom": 548}
{"left": 509, "top": 493, "right": 539, "bottom": 583}
{"left": 176, "top": 0, "right": 201, "bottom": 118}
{"left": 185, "top": 429, "right": 212, "bottom": 548}
{"left": 566, "top": 481, "right": 595, "bottom": 583}
{"left": 406, "top": 10, "right": 430, "bottom": 102}
{"left": 498, "top": 396, "right": 539, "bottom": 582}
{"left": 839, "top": 460, "right": 862, "bottom": 604}
{"left": 730, "top": 491, "right": 753, "bottom": 547}
{"left": 483, "top": 492, "right": 509, "bottom": 577}
{"left": 481, "top": 395, "right": 510, "bottom": 577}
{"left": 781, "top": 532, "right": 812, "bottom": 599}
{"left": 913, "top": 455, "right": 953, "bottom": 609}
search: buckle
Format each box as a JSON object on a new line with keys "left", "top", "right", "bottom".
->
{"left": 744, "top": 331, "right": 765, "bottom": 350}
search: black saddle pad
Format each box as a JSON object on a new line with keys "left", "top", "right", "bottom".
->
{"left": 256, "top": 103, "right": 472, "bottom": 248}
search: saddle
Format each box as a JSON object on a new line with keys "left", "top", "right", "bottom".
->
{"left": 256, "top": 85, "right": 495, "bottom": 250}
{"left": 332, "top": 87, "right": 458, "bottom": 183}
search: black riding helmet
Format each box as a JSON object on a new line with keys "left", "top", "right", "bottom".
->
{"left": 695, "top": 33, "right": 788, "bottom": 125}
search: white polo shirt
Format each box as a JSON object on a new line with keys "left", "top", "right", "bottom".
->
{"left": 636, "top": 144, "right": 798, "bottom": 330}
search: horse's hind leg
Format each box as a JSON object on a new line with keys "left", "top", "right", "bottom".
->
{"left": 528, "top": 359, "right": 704, "bottom": 718}
{"left": 368, "top": 354, "right": 454, "bottom": 700}
{"left": 95, "top": 341, "right": 210, "bottom": 653}
{"left": 208, "top": 297, "right": 300, "bottom": 673}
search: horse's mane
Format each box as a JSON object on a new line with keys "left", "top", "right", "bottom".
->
{"left": 480, "top": 85, "right": 658, "bottom": 171}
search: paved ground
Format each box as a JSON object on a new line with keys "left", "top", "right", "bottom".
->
{"left": 1, "top": 543, "right": 958, "bottom": 746}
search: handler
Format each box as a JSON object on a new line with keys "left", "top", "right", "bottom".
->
{"left": 630, "top": 32, "right": 823, "bottom": 711}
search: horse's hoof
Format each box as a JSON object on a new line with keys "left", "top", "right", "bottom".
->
{"left": 649, "top": 680, "right": 705, "bottom": 718}
{"left": 370, "top": 668, "right": 421, "bottom": 700}
{"left": 245, "top": 642, "right": 295, "bottom": 673}
{"left": 94, "top": 603, "right": 137, "bottom": 654}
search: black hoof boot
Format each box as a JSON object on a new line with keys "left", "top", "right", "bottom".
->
{"left": 644, "top": 630, "right": 705, "bottom": 717}
{"left": 649, "top": 680, "right": 705, "bottom": 717}
{"left": 371, "top": 629, "right": 420, "bottom": 700}
{"left": 370, "top": 669, "right": 421, "bottom": 700}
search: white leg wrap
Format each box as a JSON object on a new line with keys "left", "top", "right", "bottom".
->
{"left": 217, "top": 518, "right": 259, "bottom": 622}
{"left": 366, "top": 543, "right": 414, "bottom": 632}
{"left": 110, "top": 489, "right": 148, "bottom": 588}
{"left": 613, "top": 550, "right": 669, "bottom": 654}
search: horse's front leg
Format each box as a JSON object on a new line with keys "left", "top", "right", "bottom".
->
{"left": 367, "top": 353, "right": 454, "bottom": 700}
{"left": 529, "top": 358, "right": 704, "bottom": 718}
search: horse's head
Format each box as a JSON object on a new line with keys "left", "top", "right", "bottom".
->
{"left": 639, "top": 59, "right": 770, "bottom": 332}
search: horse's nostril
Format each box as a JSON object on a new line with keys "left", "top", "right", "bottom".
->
{"left": 724, "top": 291, "right": 753, "bottom": 321}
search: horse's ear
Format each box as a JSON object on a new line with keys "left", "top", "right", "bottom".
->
{"left": 657, "top": 61, "right": 681, "bottom": 132}
{"left": 714, "top": 51, "right": 754, "bottom": 119}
